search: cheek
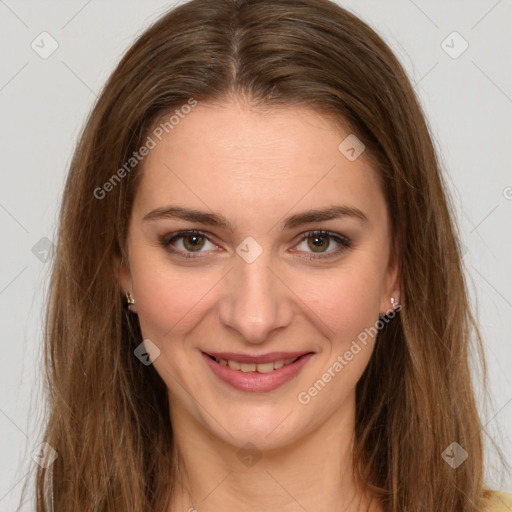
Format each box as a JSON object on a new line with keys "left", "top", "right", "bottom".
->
{"left": 292, "top": 268, "right": 382, "bottom": 413}
{"left": 129, "top": 248, "right": 220, "bottom": 339}
{"left": 295, "top": 261, "right": 383, "bottom": 342}
{"left": 136, "top": 276, "right": 215, "bottom": 340}
{"left": 294, "top": 267, "right": 383, "bottom": 407}
{"left": 131, "top": 261, "right": 221, "bottom": 388}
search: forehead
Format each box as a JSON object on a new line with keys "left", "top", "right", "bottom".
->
{"left": 134, "top": 100, "right": 387, "bottom": 227}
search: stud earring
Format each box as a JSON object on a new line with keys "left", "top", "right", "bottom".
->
{"left": 391, "top": 297, "right": 400, "bottom": 310}
{"left": 126, "top": 292, "right": 135, "bottom": 310}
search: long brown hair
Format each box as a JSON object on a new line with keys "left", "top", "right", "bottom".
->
{"left": 30, "top": 0, "right": 491, "bottom": 510}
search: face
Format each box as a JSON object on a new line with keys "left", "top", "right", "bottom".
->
{"left": 120, "top": 98, "right": 399, "bottom": 451}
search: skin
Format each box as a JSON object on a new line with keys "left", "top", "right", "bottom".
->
{"left": 119, "top": 97, "right": 399, "bottom": 512}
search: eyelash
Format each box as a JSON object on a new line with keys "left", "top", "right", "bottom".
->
{"left": 159, "top": 229, "right": 352, "bottom": 261}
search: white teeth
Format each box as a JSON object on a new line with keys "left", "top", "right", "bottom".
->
{"left": 214, "top": 356, "right": 301, "bottom": 373}
{"left": 256, "top": 362, "right": 275, "bottom": 373}
{"left": 227, "top": 359, "right": 240, "bottom": 370}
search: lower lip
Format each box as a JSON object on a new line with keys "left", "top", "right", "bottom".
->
{"left": 202, "top": 352, "right": 314, "bottom": 392}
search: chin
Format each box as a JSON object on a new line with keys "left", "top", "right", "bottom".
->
{"left": 216, "top": 414, "right": 308, "bottom": 453}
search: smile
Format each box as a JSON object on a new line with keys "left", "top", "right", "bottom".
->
{"left": 210, "top": 355, "right": 301, "bottom": 373}
{"left": 202, "top": 351, "right": 314, "bottom": 392}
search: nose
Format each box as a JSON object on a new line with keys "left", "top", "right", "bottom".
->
{"left": 216, "top": 249, "right": 294, "bottom": 344}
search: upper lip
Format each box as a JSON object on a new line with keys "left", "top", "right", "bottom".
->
{"left": 203, "top": 351, "right": 313, "bottom": 364}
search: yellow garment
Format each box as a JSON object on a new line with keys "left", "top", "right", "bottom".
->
{"left": 487, "top": 491, "right": 512, "bottom": 511}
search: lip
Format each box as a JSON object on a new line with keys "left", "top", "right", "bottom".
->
{"left": 202, "top": 351, "right": 314, "bottom": 392}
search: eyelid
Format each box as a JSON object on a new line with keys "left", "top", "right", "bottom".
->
{"left": 293, "top": 230, "right": 352, "bottom": 260}
{"left": 159, "top": 229, "right": 351, "bottom": 259}
{"left": 160, "top": 229, "right": 216, "bottom": 246}
{"left": 159, "top": 229, "right": 219, "bottom": 258}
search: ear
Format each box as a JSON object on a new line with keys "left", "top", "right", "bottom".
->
{"left": 379, "top": 239, "right": 400, "bottom": 316}
{"left": 114, "top": 254, "right": 138, "bottom": 314}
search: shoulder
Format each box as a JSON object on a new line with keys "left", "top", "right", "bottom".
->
{"left": 485, "top": 491, "right": 512, "bottom": 511}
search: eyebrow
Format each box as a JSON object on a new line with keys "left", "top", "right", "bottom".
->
{"left": 142, "top": 205, "right": 368, "bottom": 230}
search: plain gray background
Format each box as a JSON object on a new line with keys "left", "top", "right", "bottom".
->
{"left": 1, "top": 0, "right": 511, "bottom": 509}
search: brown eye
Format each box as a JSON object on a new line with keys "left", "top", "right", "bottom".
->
{"left": 295, "top": 230, "right": 352, "bottom": 260}
{"left": 160, "top": 230, "right": 216, "bottom": 258}
{"left": 307, "top": 234, "right": 330, "bottom": 252}
{"left": 182, "top": 234, "right": 206, "bottom": 252}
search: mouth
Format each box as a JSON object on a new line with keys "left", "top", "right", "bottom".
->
{"left": 201, "top": 351, "right": 315, "bottom": 392}
{"left": 205, "top": 353, "right": 306, "bottom": 373}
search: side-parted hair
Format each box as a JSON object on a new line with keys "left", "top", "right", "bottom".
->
{"left": 31, "top": 0, "right": 490, "bottom": 510}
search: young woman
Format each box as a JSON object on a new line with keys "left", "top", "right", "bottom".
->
{"left": 32, "top": 0, "right": 510, "bottom": 510}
